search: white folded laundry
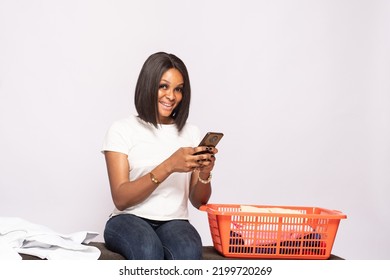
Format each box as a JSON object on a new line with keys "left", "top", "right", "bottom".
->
{"left": 231, "top": 205, "right": 313, "bottom": 245}
{"left": 0, "top": 239, "right": 22, "bottom": 260}
{"left": 0, "top": 217, "right": 100, "bottom": 260}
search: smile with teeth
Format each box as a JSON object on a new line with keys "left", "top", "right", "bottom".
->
{"left": 160, "top": 101, "right": 174, "bottom": 109}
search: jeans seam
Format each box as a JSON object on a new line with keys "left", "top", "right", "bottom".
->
{"left": 162, "top": 245, "right": 175, "bottom": 260}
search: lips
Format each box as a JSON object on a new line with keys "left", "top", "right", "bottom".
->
{"left": 159, "top": 101, "right": 174, "bottom": 110}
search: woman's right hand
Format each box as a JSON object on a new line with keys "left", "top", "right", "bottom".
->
{"left": 165, "top": 146, "right": 218, "bottom": 173}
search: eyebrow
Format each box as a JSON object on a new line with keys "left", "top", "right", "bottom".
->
{"left": 160, "top": 79, "right": 184, "bottom": 87}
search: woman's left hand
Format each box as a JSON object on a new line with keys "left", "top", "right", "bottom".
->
{"left": 194, "top": 147, "right": 218, "bottom": 173}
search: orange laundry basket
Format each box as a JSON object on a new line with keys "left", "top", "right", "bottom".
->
{"left": 200, "top": 204, "right": 347, "bottom": 259}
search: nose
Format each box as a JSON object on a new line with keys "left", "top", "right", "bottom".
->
{"left": 165, "top": 89, "right": 175, "bottom": 100}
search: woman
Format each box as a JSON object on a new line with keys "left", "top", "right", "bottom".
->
{"left": 101, "top": 52, "right": 218, "bottom": 260}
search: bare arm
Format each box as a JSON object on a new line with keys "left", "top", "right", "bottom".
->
{"left": 104, "top": 151, "right": 171, "bottom": 210}
{"left": 104, "top": 146, "right": 217, "bottom": 211}
{"left": 189, "top": 148, "right": 218, "bottom": 209}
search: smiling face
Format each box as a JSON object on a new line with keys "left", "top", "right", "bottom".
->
{"left": 157, "top": 68, "right": 184, "bottom": 124}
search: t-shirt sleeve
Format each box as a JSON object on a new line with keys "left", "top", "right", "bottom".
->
{"left": 101, "top": 121, "right": 131, "bottom": 155}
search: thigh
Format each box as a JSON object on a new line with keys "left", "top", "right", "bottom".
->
{"left": 104, "top": 214, "right": 164, "bottom": 260}
{"left": 156, "top": 220, "right": 202, "bottom": 260}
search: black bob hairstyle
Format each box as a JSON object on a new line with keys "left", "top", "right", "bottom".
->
{"left": 134, "top": 52, "right": 191, "bottom": 132}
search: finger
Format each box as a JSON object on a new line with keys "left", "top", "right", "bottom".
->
{"left": 200, "top": 157, "right": 210, "bottom": 163}
{"left": 194, "top": 146, "right": 213, "bottom": 155}
{"left": 206, "top": 153, "right": 216, "bottom": 162}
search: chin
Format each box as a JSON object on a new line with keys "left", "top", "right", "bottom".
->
{"left": 158, "top": 110, "right": 174, "bottom": 118}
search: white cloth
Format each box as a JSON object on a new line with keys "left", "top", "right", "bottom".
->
{"left": 0, "top": 217, "right": 100, "bottom": 260}
{"left": 232, "top": 206, "right": 313, "bottom": 245}
{"left": 102, "top": 115, "right": 201, "bottom": 220}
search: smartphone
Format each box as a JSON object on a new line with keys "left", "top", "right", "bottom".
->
{"left": 194, "top": 132, "right": 224, "bottom": 155}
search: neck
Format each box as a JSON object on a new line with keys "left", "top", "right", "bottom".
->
{"left": 158, "top": 117, "right": 174, "bottom": 125}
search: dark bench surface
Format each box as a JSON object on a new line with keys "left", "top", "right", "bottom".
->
{"left": 20, "top": 242, "right": 343, "bottom": 260}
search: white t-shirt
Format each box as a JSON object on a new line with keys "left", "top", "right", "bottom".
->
{"left": 102, "top": 115, "right": 201, "bottom": 220}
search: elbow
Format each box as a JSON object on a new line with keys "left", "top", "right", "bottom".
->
{"left": 190, "top": 197, "right": 210, "bottom": 210}
{"left": 112, "top": 194, "right": 141, "bottom": 211}
{"left": 112, "top": 198, "right": 129, "bottom": 211}
{"left": 115, "top": 204, "right": 127, "bottom": 212}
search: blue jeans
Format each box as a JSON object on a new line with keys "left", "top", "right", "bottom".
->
{"left": 104, "top": 214, "right": 203, "bottom": 260}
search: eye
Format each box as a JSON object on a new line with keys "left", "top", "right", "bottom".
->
{"left": 175, "top": 87, "right": 183, "bottom": 93}
{"left": 159, "top": 84, "right": 168, "bottom": 90}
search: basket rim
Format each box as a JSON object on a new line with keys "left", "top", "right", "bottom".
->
{"left": 199, "top": 203, "right": 347, "bottom": 219}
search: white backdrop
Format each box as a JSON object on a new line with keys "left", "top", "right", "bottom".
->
{"left": 1, "top": 0, "right": 389, "bottom": 260}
